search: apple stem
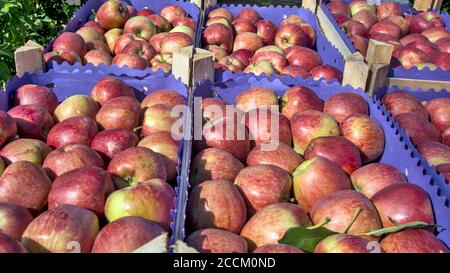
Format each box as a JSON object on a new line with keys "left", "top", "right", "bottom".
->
{"left": 133, "top": 126, "right": 143, "bottom": 133}
{"left": 307, "top": 217, "right": 331, "bottom": 230}
{"left": 344, "top": 207, "right": 362, "bottom": 234}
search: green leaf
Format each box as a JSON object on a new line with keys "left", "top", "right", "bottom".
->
{"left": 356, "top": 221, "right": 440, "bottom": 237}
{"left": 278, "top": 226, "right": 336, "bottom": 253}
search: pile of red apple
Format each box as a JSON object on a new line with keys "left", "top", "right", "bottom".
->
{"left": 202, "top": 7, "right": 343, "bottom": 82}
{"left": 45, "top": 0, "right": 196, "bottom": 72}
{"left": 382, "top": 91, "right": 450, "bottom": 183}
{"left": 185, "top": 85, "right": 448, "bottom": 253}
{"left": 0, "top": 76, "right": 186, "bottom": 253}
{"left": 327, "top": 0, "right": 450, "bottom": 70}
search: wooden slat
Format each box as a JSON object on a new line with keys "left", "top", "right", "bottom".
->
{"left": 342, "top": 52, "right": 370, "bottom": 90}
{"left": 302, "top": 0, "right": 319, "bottom": 13}
{"left": 413, "top": 0, "right": 433, "bottom": 11}
{"left": 386, "top": 77, "right": 450, "bottom": 91}
{"left": 365, "top": 40, "right": 393, "bottom": 67}
{"left": 172, "top": 46, "right": 194, "bottom": 86}
{"left": 367, "top": 64, "right": 390, "bottom": 97}
{"left": 433, "top": 0, "right": 443, "bottom": 10}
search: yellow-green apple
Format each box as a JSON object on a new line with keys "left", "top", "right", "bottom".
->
{"left": 150, "top": 53, "right": 172, "bottom": 72}
{"left": 0, "top": 202, "right": 33, "bottom": 240}
{"left": 290, "top": 110, "right": 340, "bottom": 155}
{"left": 96, "top": 0, "right": 129, "bottom": 30}
{"left": 142, "top": 104, "right": 179, "bottom": 137}
{"left": 150, "top": 32, "right": 169, "bottom": 53}
{"left": 342, "top": 20, "right": 368, "bottom": 37}
{"left": 104, "top": 179, "right": 174, "bottom": 231}
{"left": 76, "top": 27, "right": 103, "bottom": 49}
{"left": 372, "top": 183, "right": 434, "bottom": 227}
{"left": 352, "top": 10, "right": 377, "bottom": 29}
{"left": 305, "top": 136, "right": 362, "bottom": 174}
{"left": 206, "top": 16, "right": 232, "bottom": 29}
{"left": 233, "top": 32, "right": 263, "bottom": 53}
{"left": 234, "top": 164, "right": 292, "bottom": 215}
{"left": 54, "top": 94, "right": 99, "bottom": 122}
{"left": 8, "top": 105, "right": 54, "bottom": 140}
{"left": 84, "top": 21, "right": 105, "bottom": 35}
{"left": 0, "top": 111, "right": 16, "bottom": 147}
{"left": 341, "top": 114, "right": 384, "bottom": 163}
{"left": 172, "top": 17, "right": 196, "bottom": 30}
{"left": 376, "top": 2, "right": 402, "bottom": 21}
{"left": 96, "top": 96, "right": 141, "bottom": 130}
{"left": 231, "top": 48, "right": 253, "bottom": 67}
{"left": 380, "top": 229, "right": 448, "bottom": 253}
{"left": 187, "top": 180, "right": 247, "bottom": 233}
{"left": 160, "top": 32, "right": 193, "bottom": 54}
{"left": 240, "top": 203, "right": 312, "bottom": 251}
{"left": 170, "top": 25, "right": 194, "bottom": 39}
{"left": 236, "top": 8, "right": 261, "bottom": 23}
{"left": 52, "top": 32, "right": 86, "bottom": 57}
{"left": 382, "top": 90, "right": 429, "bottom": 120}
{"left": 0, "top": 232, "right": 27, "bottom": 253}
{"left": 255, "top": 45, "right": 284, "bottom": 55}
{"left": 350, "top": 163, "right": 407, "bottom": 198}
{"left": 314, "top": 234, "right": 374, "bottom": 253}
{"left": 0, "top": 161, "right": 51, "bottom": 211}
{"left": 91, "top": 76, "right": 135, "bottom": 105}
{"left": 434, "top": 52, "right": 450, "bottom": 70}
{"left": 112, "top": 53, "right": 149, "bottom": 70}
{"left": 285, "top": 46, "right": 322, "bottom": 71}
{"left": 187, "top": 228, "right": 248, "bottom": 253}
{"left": 323, "top": 92, "right": 369, "bottom": 123}
{"left": 47, "top": 116, "right": 98, "bottom": 149}
{"left": 247, "top": 142, "right": 303, "bottom": 174}
{"left": 326, "top": 0, "right": 350, "bottom": 16}
{"left": 43, "top": 144, "right": 104, "bottom": 178}
{"left": 146, "top": 14, "right": 171, "bottom": 33}
{"left": 255, "top": 19, "right": 278, "bottom": 45}
{"left": 311, "top": 190, "right": 381, "bottom": 237}
{"left": 436, "top": 164, "right": 450, "bottom": 183}
{"left": 349, "top": 34, "right": 369, "bottom": 56}
{"left": 244, "top": 108, "right": 292, "bottom": 146}
{"left": 138, "top": 132, "right": 179, "bottom": 181}
{"left": 251, "top": 51, "right": 288, "bottom": 73}
{"left": 436, "top": 37, "right": 450, "bottom": 53}
{"left": 203, "top": 23, "right": 234, "bottom": 52}
{"left": 310, "top": 65, "right": 343, "bottom": 82}
{"left": 293, "top": 156, "right": 351, "bottom": 212}
{"left": 233, "top": 19, "right": 256, "bottom": 35}
{"left": 253, "top": 244, "right": 303, "bottom": 253}
{"left": 243, "top": 60, "right": 275, "bottom": 76}
{"left": 235, "top": 86, "right": 278, "bottom": 113}
{"left": 0, "top": 139, "right": 51, "bottom": 166}
{"left": 395, "top": 112, "right": 440, "bottom": 146}
{"left": 208, "top": 8, "right": 234, "bottom": 23}
{"left": 275, "top": 24, "right": 308, "bottom": 50}
{"left": 22, "top": 204, "right": 99, "bottom": 253}
{"left": 417, "top": 141, "right": 450, "bottom": 166}
{"left": 84, "top": 50, "right": 113, "bottom": 66}
{"left": 44, "top": 50, "right": 81, "bottom": 65}
{"left": 349, "top": 0, "right": 375, "bottom": 16}
{"left": 85, "top": 39, "right": 111, "bottom": 53}
{"left": 14, "top": 84, "right": 58, "bottom": 114}
{"left": 190, "top": 148, "right": 244, "bottom": 187}
{"left": 160, "top": 5, "right": 187, "bottom": 24}
{"left": 281, "top": 65, "right": 310, "bottom": 79}
{"left": 218, "top": 56, "right": 244, "bottom": 72}
{"left": 281, "top": 86, "right": 323, "bottom": 119}
{"left": 91, "top": 129, "right": 138, "bottom": 162}
{"left": 107, "top": 147, "right": 166, "bottom": 187}
{"left": 104, "top": 28, "right": 123, "bottom": 52}
{"left": 121, "top": 40, "right": 156, "bottom": 63}
{"left": 91, "top": 216, "right": 165, "bottom": 253}
{"left": 48, "top": 167, "right": 113, "bottom": 216}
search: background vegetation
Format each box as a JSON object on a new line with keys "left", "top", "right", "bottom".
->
{"left": 0, "top": 0, "right": 448, "bottom": 88}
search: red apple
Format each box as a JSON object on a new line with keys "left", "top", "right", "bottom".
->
{"left": 187, "top": 228, "right": 248, "bottom": 253}
{"left": 206, "top": 16, "right": 232, "bottom": 29}
{"left": 234, "top": 164, "right": 292, "bottom": 215}
{"left": 160, "top": 5, "right": 187, "bottom": 24}
{"left": 187, "top": 180, "right": 246, "bottom": 233}
{"left": 43, "top": 144, "right": 104, "bottom": 178}
{"left": 245, "top": 108, "right": 292, "bottom": 146}
{"left": 327, "top": 1, "right": 350, "bottom": 16}
{"left": 233, "top": 32, "right": 263, "bottom": 54}
{"left": 0, "top": 161, "right": 51, "bottom": 211}
{"left": 349, "top": 34, "right": 369, "bottom": 56}
{"left": 54, "top": 94, "right": 99, "bottom": 122}
{"left": 112, "top": 53, "right": 149, "bottom": 70}
{"left": 372, "top": 183, "right": 434, "bottom": 227}
{"left": 436, "top": 37, "right": 450, "bottom": 53}
{"left": 310, "top": 65, "right": 342, "bottom": 82}
{"left": 200, "top": 98, "right": 227, "bottom": 123}
{"left": 395, "top": 112, "right": 440, "bottom": 146}
{"left": 256, "top": 19, "right": 278, "bottom": 45}
{"left": 145, "top": 14, "right": 171, "bottom": 33}
{"left": 342, "top": 20, "right": 368, "bottom": 37}
{"left": 172, "top": 17, "right": 196, "bottom": 30}
{"left": 141, "top": 104, "right": 180, "bottom": 137}
{"left": 350, "top": 163, "right": 407, "bottom": 198}
{"left": 207, "top": 45, "right": 228, "bottom": 62}
{"left": 141, "top": 89, "right": 185, "bottom": 109}
{"left": 48, "top": 167, "right": 113, "bottom": 216}
{"left": 8, "top": 105, "right": 54, "bottom": 140}
{"left": 231, "top": 48, "right": 253, "bottom": 67}
{"left": 44, "top": 50, "right": 81, "bottom": 65}
{"left": 324, "top": 92, "right": 369, "bottom": 123}
{"left": 251, "top": 51, "right": 288, "bottom": 73}
{"left": 121, "top": 40, "right": 156, "bottom": 63}
{"left": 311, "top": 190, "right": 381, "bottom": 236}
{"left": 349, "top": 0, "right": 375, "bottom": 16}
{"left": 138, "top": 132, "right": 179, "bottom": 181}
{"left": 236, "top": 8, "right": 261, "bottom": 23}
{"left": 247, "top": 142, "right": 303, "bottom": 174}
{"left": 91, "top": 216, "right": 165, "bottom": 253}
{"left": 235, "top": 86, "right": 278, "bottom": 113}
{"left": 150, "top": 53, "right": 172, "bottom": 72}
{"left": 104, "top": 179, "right": 174, "bottom": 231}
{"left": 91, "top": 77, "right": 135, "bottom": 105}
{"left": 382, "top": 90, "right": 429, "bottom": 120}
{"left": 410, "top": 15, "right": 432, "bottom": 34}
{"left": 150, "top": 32, "right": 169, "bottom": 53}
{"left": 404, "top": 40, "right": 439, "bottom": 59}
{"left": 96, "top": 96, "right": 141, "bottom": 130}
{"left": 253, "top": 244, "right": 303, "bottom": 253}
{"left": 436, "top": 164, "right": 450, "bottom": 183}
{"left": 334, "top": 13, "right": 351, "bottom": 26}
{"left": 218, "top": 56, "right": 244, "bottom": 72}
{"left": 255, "top": 45, "right": 284, "bottom": 55}
{"left": 137, "top": 8, "right": 155, "bottom": 17}
{"left": 233, "top": 19, "right": 256, "bottom": 34}
{"left": 434, "top": 52, "right": 450, "bottom": 71}
{"left": 280, "top": 65, "right": 310, "bottom": 79}
{"left": 84, "top": 39, "right": 109, "bottom": 53}
{"left": 424, "top": 98, "right": 450, "bottom": 134}
{"left": 443, "top": 127, "right": 450, "bottom": 147}
{"left": 104, "top": 28, "right": 124, "bottom": 53}
{"left": 369, "top": 21, "right": 402, "bottom": 40}
{"left": 113, "top": 33, "right": 141, "bottom": 55}
{"left": 84, "top": 50, "right": 113, "bottom": 66}
{"left": 400, "top": 33, "right": 430, "bottom": 46}
{"left": 84, "top": 21, "right": 105, "bottom": 35}
{"left": 281, "top": 86, "right": 323, "bottom": 119}
{"left": 417, "top": 141, "right": 450, "bottom": 166}
{"left": 0, "top": 202, "right": 33, "bottom": 240}
{"left": 52, "top": 32, "right": 86, "bottom": 57}
{"left": 46, "top": 116, "right": 97, "bottom": 149}
{"left": 381, "top": 229, "right": 448, "bottom": 253}
{"left": 298, "top": 22, "right": 316, "bottom": 48}
{"left": 419, "top": 11, "right": 444, "bottom": 28}
{"left": 352, "top": 10, "right": 377, "bottom": 30}
{"left": 422, "top": 27, "right": 449, "bottom": 44}
{"left": 314, "top": 234, "right": 374, "bottom": 253}
{"left": 0, "top": 232, "right": 27, "bottom": 253}
{"left": 208, "top": 8, "right": 234, "bottom": 23}
{"left": 96, "top": 0, "right": 129, "bottom": 30}
{"left": 0, "top": 111, "right": 17, "bottom": 147}
{"left": 293, "top": 156, "right": 351, "bottom": 212}
{"left": 290, "top": 110, "right": 340, "bottom": 155}
{"left": 0, "top": 138, "right": 51, "bottom": 166}
{"left": 383, "top": 16, "right": 409, "bottom": 36}
{"left": 22, "top": 204, "right": 99, "bottom": 253}
{"left": 15, "top": 84, "right": 58, "bottom": 114}
{"left": 243, "top": 61, "right": 275, "bottom": 76}
{"left": 160, "top": 32, "right": 193, "bottom": 54}
{"left": 275, "top": 24, "right": 308, "bottom": 50}
{"left": 91, "top": 129, "right": 138, "bottom": 162}
{"left": 376, "top": 2, "right": 402, "bottom": 21}
{"left": 76, "top": 27, "right": 103, "bottom": 47}
{"left": 170, "top": 25, "right": 194, "bottom": 40}
{"left": 285, "top": 46, "right": 322, "bottom": 71}
{"left": 240, "top": 203, "right": 312, "bottom": 251}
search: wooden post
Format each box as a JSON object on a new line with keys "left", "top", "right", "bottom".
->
{"left": 204, "top": 0, "right": 217, "bottom": 9}
{"left": 386, "top": 78, "right": 450, "bottom": 91}
{"left": 172, "top": 46, "right": 194, "bottom": 86}
{"left": 433, "top": 0, "right": 443, "bottom": 10}
{"left": 190, "top": 0, "right": 203, "bottom": 8}
{"left": 192, "top": 48, "right": 214, "bottom": 84}
{"left": 302, "top": 0, "right": 319, "bottom": 13}
{"left": 365, "top": 40, "right": 393, "bottom": 96}
{"left": 342, "top": 52, "right": 370, "bottom": 90}
{"left": 14, "top": 40, "right": 44, "bottom": 77}
{"left": 367, "top": 64, "right": 389, "bottom": 97}
{"left": 413, "top": 0, "right": 433, "bottom": 11}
